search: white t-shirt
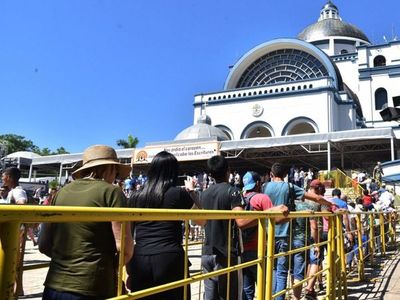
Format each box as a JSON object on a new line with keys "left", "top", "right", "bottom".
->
{"left": 379, "top": 191, "right": 394, "bottom": 210}
{"left": 357, "top": 172, "right": 366, "bottom": 182}
{"left": 6, "top": 186, "right": 27, "bottom": 204}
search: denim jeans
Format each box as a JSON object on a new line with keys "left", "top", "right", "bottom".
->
{"left": 201, "top": 254, "right": 239, "bottom": 300}
{"left": 272, "top": 237, "right": 289, "bottom": 300}
{"left": 241, "top": 250, "right": 257, "bottom": 300}
{"left": 42, "top": 287, "right": 102, "bottom": 300}
{"left": 291, "top": 239, "right": 306, "bottom": 281}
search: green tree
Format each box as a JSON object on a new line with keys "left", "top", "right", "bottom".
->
{"left": 0, "top": 133, "right": 70, "bottom": 157}
{"left": 0, "top": 134, "right": 39, "bottom": 154}
{"left": 39, "top": 148, "right": 52, "bottom": 156}
{"left": 116, "top": 134, "right": 139, "bottom": 149}
{"left": 55, "top": 147, "right": 69, "bottom": 155}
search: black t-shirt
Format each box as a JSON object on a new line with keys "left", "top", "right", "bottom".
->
{"left": 133, "top": 186, "right": 193, "bottom": 255}
{"left": 200, "top": 182, "right": 244, "bottom": 257}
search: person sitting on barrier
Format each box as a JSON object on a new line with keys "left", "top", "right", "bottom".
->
{"left": 38, "top": 144, "right": 134, "bottom": 300}
{"left": 240, "top": 171, "right": 288, "bottom": 300}
{"left": 263, "top": 163, "right": 333, "bottom": 300}
{"left": 198, "top": 155, "right": 249, "bottom": 300}
{"left": 127, "top": 151, "right": 197, "bottom": 299}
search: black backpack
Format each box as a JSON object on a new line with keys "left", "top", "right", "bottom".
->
{"left": 241, "top": 192, "right": 258, "bottom": 245}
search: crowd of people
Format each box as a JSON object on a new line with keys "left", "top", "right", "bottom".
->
{"left": 0, "top": 145, "right": 397, "bottom": 300}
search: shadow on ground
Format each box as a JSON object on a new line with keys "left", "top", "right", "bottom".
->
{"left": 347, "top": 242, "right": 400, "bottom": 300}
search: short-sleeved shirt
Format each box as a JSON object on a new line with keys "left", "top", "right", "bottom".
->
{"left": 200, "top": 182, "right": 244, "bottom": 257}
{"left": 44, "top": 179, "right": 123, "bottom": 298}
{"left": 133, "top": 186, "right": 193, "bottom": 255}
{"left": 264, "top": 181, "right": 304, "bottom": 237}
{"left": 6, "top": 186, "right": 27, "bottom": 204}
{"left": 293, "top": 200, "right": 314, "bottom": 241}
{"left": 332, "top": 197, "right": 348, "bottom": 209}
{"left": 362, "top": 195, "right": 372, "bottom": 206}
{"left": 243, "top": 192, "right": 273, "bottom": 251}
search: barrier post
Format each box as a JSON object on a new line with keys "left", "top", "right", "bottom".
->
{"left": 326, "top": 215, "right": 335, "bottom": 300}
{"left": 117, "top": 222, "right": 126, "bottom": 296}
{"left": 183, "top": 220, "right": 189, "bottom": 300}
{"left": 369, "top": 214, "right": 375, "bottom": 265}
{"left": 256, "top": 218, "right": 266, "bottom": 300}
{"left": 265, "top": 218, "right": 275, "bottom": 299}
{"left": 336, "top": 215, "right": 345, "bottom": 299}
{"left": 389, "top": 213, "right": 395, "bottom": 245}
{"left": 226, "top": 219, "right": 232, "bottom": 300}
{"left": 355, "top": 214, "right": 365, "bottom": 281}
{"left": 379, "top": 214, "right": 386, "bottom": 255}
{"left": 0, "top": 222, "right": 21, "bottom": 300}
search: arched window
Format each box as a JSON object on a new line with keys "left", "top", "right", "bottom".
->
{"left": 374, "top": 55, "right": 386, "bottom": 67}
{"left": 215, "top": 125, "right": 233, "bottom": 140}
{"left": 282, "top": 117, "right": 319, "bottom": 136}
{"left": 240, "top": 121, "right": 274, "bottom": 139}
{"left": 236, "top": 48, "right": 329, "bottom": 88}
{"left": 375, "top": 88, "right": 388, "bottom": 110}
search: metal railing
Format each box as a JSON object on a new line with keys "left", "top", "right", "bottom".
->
{"left": 318, "top": 169, "right": 364, "bottom": 199}
{"left": 0, "top": 205, "right": 397, "bottom": 300}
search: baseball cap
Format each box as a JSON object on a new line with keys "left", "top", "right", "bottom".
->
{"left": 242, "top": 171, "right": 260, "bottom": 192}
{"left": 310, "top": 179, "right": 322, "bottom": 188}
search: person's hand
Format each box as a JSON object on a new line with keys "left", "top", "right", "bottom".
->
{"left": 313, "top": 245, "right": 320, "bottom": 258}
{"left": 275, "top": 204, "right": 289, "bottom": 217}
{"left": 330, "top": 204, "right": 339, "bottom": 212}
{"left": 184, "top": 176, "right": 195, "bottom": 192}
{"left": 346, "top": 232, "right": 354, "bottom": 244}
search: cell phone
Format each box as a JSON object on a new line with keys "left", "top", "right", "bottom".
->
{"left": 177, "top": 175, "right": 188, "bottom": 187}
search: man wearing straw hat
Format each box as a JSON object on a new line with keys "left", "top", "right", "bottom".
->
{"left": 39, "top": 145, "right": 134, "bottom": 299}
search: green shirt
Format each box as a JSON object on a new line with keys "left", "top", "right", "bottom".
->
{"left": 44, "top": 179, "right": 123, "bottom": 298}
{"left": 293, "top": 200, "right": 314, "bottom": 241}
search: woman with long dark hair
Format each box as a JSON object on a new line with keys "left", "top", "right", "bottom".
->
{"left": 127, "top": 151, "right": 195, "bottom": 299}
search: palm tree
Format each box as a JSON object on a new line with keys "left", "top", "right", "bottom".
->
{"left": 116, "top": 134, "right": 139, "bottom": 149}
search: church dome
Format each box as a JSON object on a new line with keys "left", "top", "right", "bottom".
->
{"left": 298, "top": 1, "right": 370, "bottom": 43}
{"left": 174, "top": 115, "right": 229, "bottom": 141}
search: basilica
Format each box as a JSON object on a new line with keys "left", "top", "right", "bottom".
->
{"left": 172, "top": 1, "right": 400, "bottom": 172}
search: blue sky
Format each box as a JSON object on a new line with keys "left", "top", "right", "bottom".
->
{"left": 1, "top": 0, "right": 399, "bottom": 153}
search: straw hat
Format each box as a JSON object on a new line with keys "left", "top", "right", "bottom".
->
{"left": 72, "top": 145, "right": 131, "bottom": 179}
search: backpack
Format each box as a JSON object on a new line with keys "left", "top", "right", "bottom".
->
{"left": 240, "top": 192, "right": 258, "bottom": 245}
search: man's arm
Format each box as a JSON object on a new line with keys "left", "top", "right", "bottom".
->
{"left": 340, "top": 210, "right": 354, "bottom": 243}
{"left": 112, "top": 222, "right": 134, "bottom": 264}
{"left": 304, "top": 191, "right": 333, "bottom": 208}
{"left": 184, "top": 178, "right": 207, "bottom": 226}
{"left": 233, "top": 204, "right": 289, "bottom": 228}
{"left": 38, "top": 223, "right": 53, "bottom": 257}
{"left": 233, "top": 206, "right": 257, "bottom": 229}
{"left": 267, "top": 204, "right": 290, "bottom": 224}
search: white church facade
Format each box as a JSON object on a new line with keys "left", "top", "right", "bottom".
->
{"left": 189, "top": 1, "right": 400, "bottom": 141}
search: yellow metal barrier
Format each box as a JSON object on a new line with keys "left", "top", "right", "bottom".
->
{"left": 0, "top": 205, "right": 397, "bottom": 300}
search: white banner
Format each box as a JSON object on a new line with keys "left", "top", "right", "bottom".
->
{"left": 132, "top": 142, "right": 220, "bottom": 164}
